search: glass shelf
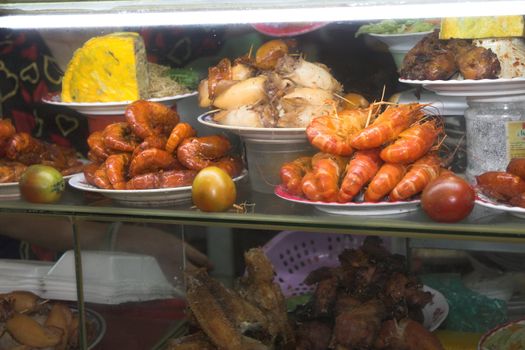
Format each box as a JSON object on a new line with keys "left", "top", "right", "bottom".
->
{"left": 2, "top": 0, "right": 525, "bottom": 28}
{"left": 1, "top": 179, "right": 525, "bottom": 243}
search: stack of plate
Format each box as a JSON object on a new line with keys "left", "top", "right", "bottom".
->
{"left": 0, "top": 250, "right": 179, "bottom": 304}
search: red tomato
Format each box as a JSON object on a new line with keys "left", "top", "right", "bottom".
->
{"left": 421, "top": 173, "right": 475, "bottom": 223}
{"left": 19, "top": 165, "right": 65, "bottom": 204}
{"left": 192, "top": 166, "right": 236, "bottom": 212}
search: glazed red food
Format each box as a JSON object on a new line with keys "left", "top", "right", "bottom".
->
{"left": 506, "top": 158, "right": 525, "bottom": 180}
{"left": 421, "top": 173, "right": 475, "bottom": 223}
{"left": 476, "top": 171, "right": 525, "bottom": 201}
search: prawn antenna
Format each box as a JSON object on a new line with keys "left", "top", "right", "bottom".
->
{"left": 334, "top": 93, "right": 358, "bottom": 108}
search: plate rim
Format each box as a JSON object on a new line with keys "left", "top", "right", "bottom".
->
{"left": 477, "top": 317, "right": 525, "bottom": 349}
{"left": 71, "top": 306, "right": 107, "bottom": 350}
{"left": 274, "top": 184, "right": 420, "bottom": 208}
{"left": 42, "top": 91, "right": 198, "bottom": 108}
{"left": 367, "top": 30, "right": 434, "bottom": 38}
{"left": 0, "top": 172, "right": 80, "bottom": 188}
{"left": 68, "top": 169, "right": 248, "bottom": 196}
{"left": 197, "top": 110, "right": 307, "bottom": 133}
{"left": 475, "top": 192, "right": 525, "bottom": 215}
{"left": 399, "top": 77, "right": 525, "bottom": 85}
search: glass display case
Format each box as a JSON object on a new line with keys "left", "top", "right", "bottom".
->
{"left": 2, "top": 1, "right": 525, "bottom": 349}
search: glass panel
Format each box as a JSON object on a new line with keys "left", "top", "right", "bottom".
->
{"left": 2, "top": 1, "right": 525, "bottom": 28}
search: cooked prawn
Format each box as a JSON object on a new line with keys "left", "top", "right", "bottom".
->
{"left": 389, "top": 153, "right": 442, "bottom": 201}
{"left": 92, "top": 163, "right": 113, "bottom": 189}
{"left": 105, "top": 153, "right": 131, "bottom": 190}
{"left": 0, "top": 161, "right": 27, "bottom": 183}
{"left": 280, "top": 156, "right": 312, "bottom": 196}
{"left": 126, "top": 169, "right": 198, "bottom": 190}
{"left": 165, "top": 123, "right": 196, "bottom": 154}
{"left": 0, "top": 119, "right": 16, "bottom": 144}
{"left": 128, "top": 148, "right": 180, "bottom": 178}
{"left": 4, "top": 132, "right": 46, "bottom": 165}
{"left": 338, "top": 148, "right": 383, "bottom": 203}
{"left": 364, "top": 163, "right": 407, "bottom": 202}
{"left": 177, "top": 135, "right": 231, "bottom": 171}
{"left": 102, "top": 122, "right": 141, "bottom": 152}
{"left": 302, "top": 153, "right": 348, "bottom": 202}
{"left": 350, "top": 103, "right": 426, "bottom": 150}
{"left": 87, "top": 131, "right": 112, "bottom": 160}
{"left": 125, "top": 100, "right": 180, "bottom": 139}
{"left": 306, "top": 108, "right": 370, "bottom": 156}
{"left": 213, "top": 156, "right": 244, "bottom": 178}
{"left": 83, "top": 162, "right": 101, "bottom": 187}
{"left": 132, "top": 136, "right": 168, "bottom": 158}
{"left": 380, "top": 119, "right": 442, "bottom": 164}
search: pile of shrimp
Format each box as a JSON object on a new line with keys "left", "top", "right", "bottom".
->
{"left": 280, "top": 101, "right": 449, "bottom": 203}
{"left": 198, "top": 39, "right": 346, "bottom": 128}
{"left": 84, "top": 100, "right": 243, "bottom": 190}
{"left": 0, "top": 119, "right": 84, "bottom": 183}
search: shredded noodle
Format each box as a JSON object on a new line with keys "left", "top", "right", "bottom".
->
{"left": 146, "top": 63, "right": 190, "bottom": 98}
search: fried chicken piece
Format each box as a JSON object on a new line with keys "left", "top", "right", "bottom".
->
{"left": 446, "top": 39, "right": 501, "bottom": 79}
{"left": 399, "top": 31, "right": 457, "bottom": 80}
{"left": 375, "top": 318, "right": 444, "bottom": 350}
{"left": 312, "top": 276, "right": 338, "bottom": 317}
{"left": 185, "top": 268, "right": 269, "bottom": 350}
{"left": 456, "top": 46, "right": 500, "bottom": 79}
{"left": 330, "top": 299, "right": 386, "bottom": 348}
{"left": 238, "top": 248, "right": 296, "bottom": 350}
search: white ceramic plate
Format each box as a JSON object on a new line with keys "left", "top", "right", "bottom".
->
{"left": 42, "top": 91, "right": 197, "bottom": 116}
{"left": 475, "top": 192, "right": 525, "bottom": 219}
{"left": 399, "top": 77, "right": 525, "bottom": 97}
{"left": 68, "top": 170, "right": 247, "bottom": 207}
{"left": 0, "top": 173, "right": 79, "bottom": 200}
{"left": 197, "top": 110, "right": 307, "bottom": 143}
{"left": 478, "top": 318, "right": 525, "bottom": 350}
{"left": 274, "top": 184, "right": 420, "bottom": 215}
{"left": 421, "top": 285, "right": 449, "bottom": 332}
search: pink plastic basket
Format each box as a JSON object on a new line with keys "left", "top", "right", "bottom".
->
{"left": 262, "top": 231, "right": 391, "bottom": 297}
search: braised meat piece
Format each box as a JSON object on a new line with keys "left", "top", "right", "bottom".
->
{"left": 330, "top": 299, "right": 386, "bottom": 348}
{"left": 295, "top": 320, "right": 333, "bottom": 350}
{"left": 375, "top": 318, "right": 444, "bottom": 350}
{"left": 297, "top": 236, "right": 440, "bottom": 349}
{"left": 311, "top": 276, "right": 339, "bottom": 317}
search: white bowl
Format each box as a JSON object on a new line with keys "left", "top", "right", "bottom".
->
{"left": 368, "top": 31, "right": 433, "bottom": 68}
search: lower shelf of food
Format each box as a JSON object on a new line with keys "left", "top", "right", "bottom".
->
{"left": 160, "top": 233, "right": 524, "bottom": 350}
{"left": 2, "top": 234, "right": 524, "bottom": 350}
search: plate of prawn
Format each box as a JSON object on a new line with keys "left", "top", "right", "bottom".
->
{"left": 399, "top": 77, "right": 525, "bottom": 97}
{"left": 42, "top": 91, "right": 198, "bottom": 116}
{"left": 197, "top": 111, "right": 307, "bottom": 143}
{"left": 274, "top": 184, "right": 420, "bottom": 216}
{"left": 68, "top": 170, "right": 247, "bottom": 207}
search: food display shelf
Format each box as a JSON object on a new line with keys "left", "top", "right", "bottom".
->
{"left": 1, "top": 181, "right": 525, "bottom": 243}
